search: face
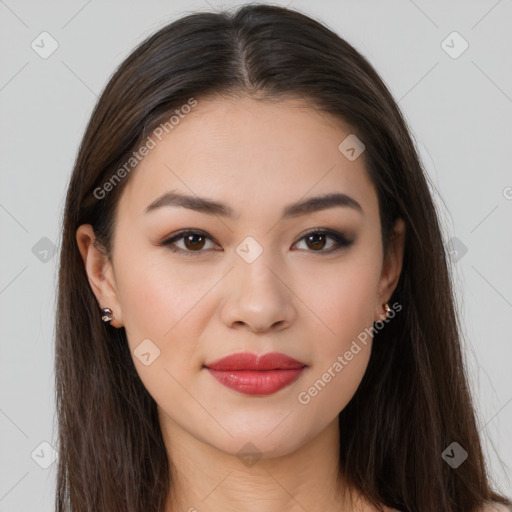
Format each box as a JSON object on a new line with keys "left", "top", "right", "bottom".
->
{"left": 77, "top": 94, "right": 404, "bottom": 459}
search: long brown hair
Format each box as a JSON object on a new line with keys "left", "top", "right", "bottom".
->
{"left": 55, "top": 4, "right": 511, "bottom": 511}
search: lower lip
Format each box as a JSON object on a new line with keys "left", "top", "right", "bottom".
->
{"left": 206, "top": 368, "right": 305, "bottom": 395}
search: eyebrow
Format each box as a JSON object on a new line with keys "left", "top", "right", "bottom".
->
{"left": 144, "top": 190, "right": 363, "bottom": 219}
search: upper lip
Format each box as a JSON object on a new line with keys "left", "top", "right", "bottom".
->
{"left": 204, "top": 352, "right": 306, "bottom": 371}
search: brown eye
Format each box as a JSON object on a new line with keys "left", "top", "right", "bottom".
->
{"left": 294, "top": 229, "right": 353, "bottom": 253}
{"left": 304, "top": 233, "right": 328, "bottom": 251}
{"left": 161, "top": 228, "right": 353, "bottom": 257}
{"left": 183, "top": 233, "right": 206, "bottom": 251}
{"left": 161, "top": 230, "right": 219, "bottom": 256}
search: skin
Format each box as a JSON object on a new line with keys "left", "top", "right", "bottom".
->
{"left": 77, "top": 94, "right": 406, "bottom": 512}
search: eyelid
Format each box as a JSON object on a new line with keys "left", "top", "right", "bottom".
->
{"left": 292, "top": 227, "right": 353, "bottom": 252}
{"left": 160, "top": 229, "right": 221, "bottom": 256}
{"left": 159, "top": 227, "right": 354, "bottom": 255}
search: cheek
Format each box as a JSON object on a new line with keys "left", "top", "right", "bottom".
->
{"left": 113, "top": 248, "right": 221, "bottom": 385}
{"left": 301, "top": 256, "right": 380, "bottom": 347}
{"left": 296, "top": 344, "right": 371, "bottom": 424}
{"left": 293, "top": 257, "right": 380, "bottom": 414}
{"left": 295, "top": 286, "right": 375, "bottom": 422}
{"left": 115, "top": 249, "right": 211, "bottom": 339}
{"left": 113, "top": 254, "right": 215, "bottom": 414}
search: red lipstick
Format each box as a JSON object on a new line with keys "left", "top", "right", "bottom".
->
{"left": 204, "top": 352, "right": 306, "bottom": 396}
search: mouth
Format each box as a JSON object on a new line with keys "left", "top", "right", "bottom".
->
{"left": 204, "top": 352, "right": 307, "bottom": 396}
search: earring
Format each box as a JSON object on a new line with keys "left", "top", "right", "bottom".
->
{"left": 383, "top": 303, "right": 391, "bottom": 318}
{"left": 101, "top": 307, "right": 114, "bottom": 323}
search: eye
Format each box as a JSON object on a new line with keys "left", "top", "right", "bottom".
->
{"left": 293, "top": 228, "right": 353, "bottom": 253}
{"left": 160, "top": 230, "right": 220, "bottom": 256}
{"left": 160, "top": 228, "right": 353, "bottom": 256}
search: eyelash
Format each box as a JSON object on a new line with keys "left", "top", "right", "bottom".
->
{"left": 160, "top": 228, "right": 354, "bottom": 257}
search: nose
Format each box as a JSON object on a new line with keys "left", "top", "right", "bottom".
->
{"left": 219, "top": 254, "right": 297, "bottom": 333}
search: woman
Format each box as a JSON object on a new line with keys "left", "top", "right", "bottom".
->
{"left": 55, "top": 3, "right": 511, "bottom": 511}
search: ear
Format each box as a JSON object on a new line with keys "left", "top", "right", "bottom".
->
{"left": 375, "top": 217, "right": 406, "bottom": 322}
{"left": 76, "top": 224, "right": 123, "bottom": 328}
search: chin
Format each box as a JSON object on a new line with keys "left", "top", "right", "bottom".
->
{"left": 200, "top": 418, "right": 320, "bottom": 461}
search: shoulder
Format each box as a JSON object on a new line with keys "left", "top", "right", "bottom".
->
{"left": 476, "top": 504, "right": 511, "bottom": 512}
{"left": 387, "top": 505, "right": 510, "bottom": 512}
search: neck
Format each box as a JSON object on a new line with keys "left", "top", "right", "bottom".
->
{"left": 159, "top": 411, "right": 363, "bottom": 512}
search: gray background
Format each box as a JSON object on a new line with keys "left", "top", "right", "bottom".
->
{"left": 1, "top": 0, "right": 511, "bottom": 510}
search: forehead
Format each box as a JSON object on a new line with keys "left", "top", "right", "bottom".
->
{"left": 118, "top": 95, "right": 377, "bottom": 220}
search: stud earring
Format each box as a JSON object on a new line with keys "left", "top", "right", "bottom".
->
{"left": 101, "top": 307, "right": 114, "bottom": 323}
{"left": 383, "top": 303, "right": 391, "bottom": 318}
